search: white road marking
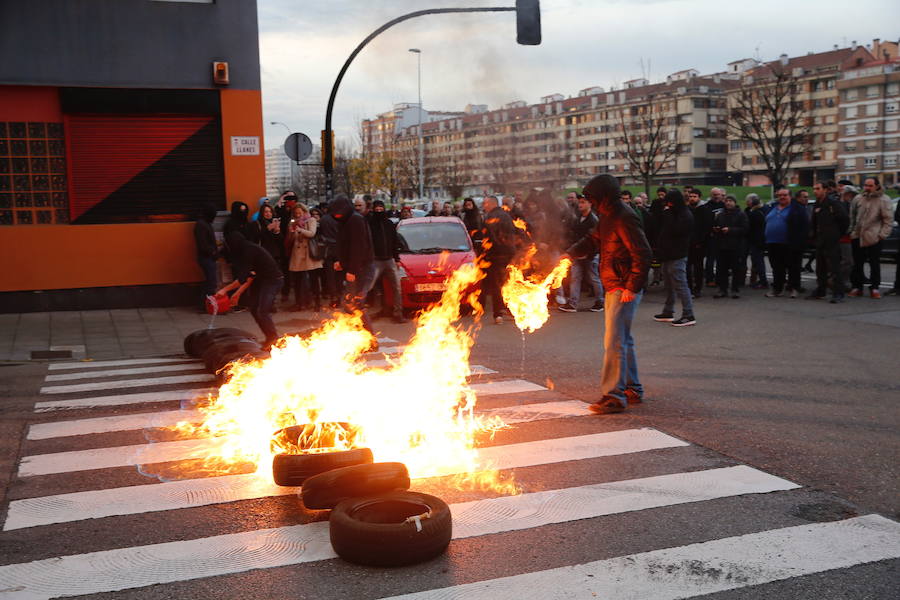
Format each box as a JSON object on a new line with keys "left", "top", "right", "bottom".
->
{"left": 48, "top": 357, "right": 198, "bottom": 371}
{"left": 0, "top": 466, "right": 816, "bottom": 598}
{"left": 381, "top": 515, "right": 900, "bottom": 600}
{"left": 26, "top": 387, "right": 561, "bottom": 439}
{"left": 44, "top": 362, "right": 207, "bottom": 382}
{"left": 39, "top": 373, "right": 216, "bottom": 395}
{"left": 360, "top": 359, "right": 497, "bottom": 374}
{"left": 5, "top": 428, "right": 688, "bottom": 529}
{"left": 34, "top": 389, "right": 214, "bottom": 412}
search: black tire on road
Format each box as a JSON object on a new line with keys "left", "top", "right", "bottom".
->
{"left": 202, "top": 339, "right": 261, "bottom": 372}
{"left": 271, "top": 447, "right": 374, "bottom": 487}
{"left": 184, "top": 328, "right": 254, "bottom": 357}
{"left": 302, "top": 462, "right": 410, "bottom": 510}
{"left": 329, "top": 491, "right": 452, "bottom": 567}
{"left": 270, "top": 423, "right": 359, "bottom": 454}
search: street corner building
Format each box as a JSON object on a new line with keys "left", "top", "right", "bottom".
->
{"left": 0, "top": 0, "right": 265, "bottom": 312}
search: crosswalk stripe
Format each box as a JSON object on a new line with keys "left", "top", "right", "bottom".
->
{"left": 26, "top": 387, "right": 558, "bottom": 440}
{"left": 44, "top": 362, "right": 207, "bottom": 382}
{"left": 5, "top": 428, "right": 688, "bottom": 529}
{"left": 39, "top": 373, "right": 216, "bottom": 395}
{"left": 380, "top": 515, "right": 900, "bottom": 600}
{"left": 33, "top": 389, "right": 214, "bottom": 412}
{"left": 47, "top": 357, "right": 199, "bottom": 371}
{"left": 0, "top": 466, "right": 804, "bottom": 597}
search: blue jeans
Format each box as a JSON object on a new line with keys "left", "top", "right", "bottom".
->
{"left": 662, "top": 258, "right": 693, "bottom": 316}
{"left": 568, "top": 255, "right": 603, "bottom": 307}
{"left": 249, "top": 277, "right": 282, "bottom": 343}
{"left": 343, "top": 262, "right": 376, "bottom": 335}
{"left": 600, "top": 289, "right": 643, "bottom": 404}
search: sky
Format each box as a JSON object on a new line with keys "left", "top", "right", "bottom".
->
{"left": 257, "top": 0, "right": 899, "bottom": 152}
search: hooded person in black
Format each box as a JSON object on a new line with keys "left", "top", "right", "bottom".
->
{"left": 480, "top": 195, "right": 519, "bottom": 324}
{"left": 330, "top": 194, "right": 377, "bottom": 341}
{"left": 223, "top": 201, "right": 253, "bottom": 262}
{"left": 654, "top": 190, "right": 695, "bottom": 324}
{"left": 215, "top": 231, "right": 283, "bottom": 346}
{"left": 368, "top": 199, "right": 407, "bottom": 322}
{"left": 193, "top": 203, "right": 219, "bottom": 303}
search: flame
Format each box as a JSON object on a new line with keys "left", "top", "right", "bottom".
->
{"left": 173, "top": 262, "right": 519, "bottom": 494}
{"left": 501, "top": 251, "right": 572, "bottom": 333}
{"left": 512, "top": 218, "right": 529, "bottom": 232}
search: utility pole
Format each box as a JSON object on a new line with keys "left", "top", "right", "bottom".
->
{"left": 409, "top": 48, "right": 424, "bottom": 200}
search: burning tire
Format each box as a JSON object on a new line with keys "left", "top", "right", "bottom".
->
{"left": 184, "top": 328, "right": 255, "bottom": 357}
{"left": 329, "top": 491, "right": 452, "bottom": 567}
{"left": 271, "top": 447, "right": 374, "bottom": 487}
{"left": 202, "top": 339, "right": 261, "bottom": 372}
{"left": 301, "top": 462, "right": 410, "bottom": 510}
{"left": 214, "top": 349, "right": 270, "bottom": 384}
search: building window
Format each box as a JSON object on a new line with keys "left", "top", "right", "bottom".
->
{"left": 845, "top": 143, "right": 857, "bottom": 151}
{"left": 866, "top": 104, "right": 879, "bottom": 116}
{"left": 865, "top": 122, "right": 878, "bottom": 134}
{"left": 846, "top": 106, "right": 858, "bottom": 118}
{"left": 885, "top": 156, "right": 898, "bottom": 168}
{"left": 844, "top": 158, "right": 856, "bottom": 169}
{"left": 866, "top": 85, "right": 879, "bottom": 98}
{"left": 886, "top": 102, "right": 898, "bottom": 114}
{"left": 887, "top": 82, "right": 899, "bottom": 95}
{"left": 0, "top": 121, "right": 68, "bottom": 226}
{"left": 864, "top": 157, "right": 877, "bottom": 168}
{"left": 846, "top": 124, "right": 857, "bottom": 135}
{"left": 886, "top": 120, "right": 899, "bottom": 132}
{"left": 845, "top": 89, "right": 858, "bottom": 101}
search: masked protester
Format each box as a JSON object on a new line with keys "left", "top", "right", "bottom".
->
{"left": 368, "top": 199, "right": 407, "bottom": 323}
{"left": 330, "top": 194, "right": 378, "bottom": 346}
{"left": 565, "top": 174, "right": 651, "bottom": 415}
{"left": 653, "top": 189, "right": 695, "bottom": 325}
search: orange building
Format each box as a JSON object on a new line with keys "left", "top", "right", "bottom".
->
{"left": 0, "top": 0, "right": 265, "bottom": 311}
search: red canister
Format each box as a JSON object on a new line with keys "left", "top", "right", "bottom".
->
{"left": 205, "top": 294, "right": 231, "bottom": 315}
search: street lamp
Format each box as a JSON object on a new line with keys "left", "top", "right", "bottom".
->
{"left": 409, "top": 48, "right": 424, "bottom": 201}
{"left": 270, "top": 121, "right": 297, "bottom": 193}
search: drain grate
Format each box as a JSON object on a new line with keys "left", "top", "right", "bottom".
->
{"left": 31, "top": 350, "right": 73, "bottom": 359}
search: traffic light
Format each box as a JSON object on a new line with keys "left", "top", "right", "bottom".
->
{"left": 321, "top": 129, "right": 334, "bottom": 171}
{"left": 516, "top": 0, "right": 541, "bottom": 45}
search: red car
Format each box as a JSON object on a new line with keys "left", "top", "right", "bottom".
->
{"left": 385, "top": 216, "right": 477, "bottom": 311}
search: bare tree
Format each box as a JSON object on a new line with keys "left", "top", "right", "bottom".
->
{"left": 439, "top": 157, "right": 470, "bottom": 200}
{"left": 486, "top": 132, "right": 519, "bottom": 194}
{"left": 617, "top": 93, "right": 679, "bottom": 197}
{"left": 728, "top": 65, "right": 810, "bottom": 186}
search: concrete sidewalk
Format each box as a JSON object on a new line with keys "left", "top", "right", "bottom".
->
{"left": 0, "top": 306, "right": 332, "bottom": 362}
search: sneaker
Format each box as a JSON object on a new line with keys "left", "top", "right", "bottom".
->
{"left": 588, "top": 397, "right": 626, "bottom": 414}
{"left": 848, "top": 288, "right": 862, "bottom": 297}
{"left": 885, "top": 288, "right": 899, "bottom": 296}
{"left": 494, "top": 315, "right": 503, "bottom": 324}
{"left": 871, "top": 289, "right": 882, "bottom": 299}
{"left": 764, "top": 291, "right": 783, "bottom": 298}
{"left": 653, "top": 312, "right": 675, "bottom": 322}
{"left": 589, "top": 301, "right": 604, "bottom": 312}
{"left": 555, "top": 293, "right": 566, "bottom": 305}
{"left": 672, "top": 315, "right": 696, "bottom": 327}
{"left": 624, "top": 388, "right": 643, "bottom": 405}
{"left": 789, "top": 290, "right": 798, "bottom": 299}
{"left": 557, "top": 303, "right": 577, "bottom": 313}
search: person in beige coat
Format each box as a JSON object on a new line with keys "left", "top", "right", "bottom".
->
{"left": 848, "top": 177, "right": 893, "bottom": 298}
{"left": 287, "top": 204, "right": 324, "bottom": 311}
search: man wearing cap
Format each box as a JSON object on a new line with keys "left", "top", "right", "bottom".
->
{"left": 367, "top": 199, "right": 407, "bottom": 323}
{"left": 566, "top": 174, "right": 652, "bottom": 414}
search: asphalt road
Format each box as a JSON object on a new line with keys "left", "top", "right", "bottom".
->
{"left": 0, "top": 287, "right": 898, "bottom": 599}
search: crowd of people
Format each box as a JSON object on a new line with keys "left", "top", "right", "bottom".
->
{"left": 194, "top": 177, "right": 897, "bottom": 348}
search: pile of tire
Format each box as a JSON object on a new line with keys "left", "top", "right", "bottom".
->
{"left": 183, "top": 328, "right": 270, "bottom": 383}
{"left": 271, "top": 425, "right": 452, "bottom": 567}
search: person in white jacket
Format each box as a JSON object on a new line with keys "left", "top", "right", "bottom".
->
{"left": 848, "top": 177, "right": 894, "bottom": 299}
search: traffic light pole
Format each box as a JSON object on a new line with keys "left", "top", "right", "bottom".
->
{"left": 322, "top": 6, "right": 520, "bottom": 204}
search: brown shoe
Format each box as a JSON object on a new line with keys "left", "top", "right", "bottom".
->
{"left": 588, "top": 397, "right": 626, "bottom": 414}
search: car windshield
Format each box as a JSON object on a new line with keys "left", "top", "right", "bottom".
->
{"left": 398, "top": 222, "right": 471, "bottom": 253}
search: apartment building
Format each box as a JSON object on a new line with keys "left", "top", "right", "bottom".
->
{"left": 835, "top": 45, "right": 900, "bottom": 186}
{"left": 367, "top": 75, "right": 737, "bottom": 197}
{"left": 727, "top": 45, "right": 875, "bottom": 186}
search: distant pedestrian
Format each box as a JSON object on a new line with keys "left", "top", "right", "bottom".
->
{"left": 566, "top": 174, "right": 652, "bottom": 415}
{"left": 559, "top": 194, "right": 603, "bottom": 313}
{"left": 654, "top": 189, "right": 695, "bottom": 325}
{"left": 193, "top": 202, "right": 219, "bottom": 307}
{"left": 848, "top": 177, "right": 893, "bottom": 299}
{"left": 704, "top": 187, "right": 726, "bottom": 286}
{"left": 837, "top": 185, "right": 857, "bottom": 293}
{"left": 808, "top": 181, "right": 849, "bottom": 303}
{"left": 712, "top": 194, "right": 748, "bottom": 299}
{"left": 744, "top": 194, "right": 769, "bottom": 289}
{"left": 317, "top": 203, "right": 341, "bottom": 308}
{"left": 217, "top": 231, "right": 283, "bottom": 347}
{"left": 686, "top": 189, "right": 711, "bottom": 297}
{"left": 786, "top": 193, "right": 811, "bottom": 297}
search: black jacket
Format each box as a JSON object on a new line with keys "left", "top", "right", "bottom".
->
{"left": 713, "top": 207, "right": 748, "bottom": 251}
{"left": 224, "top": 232, "right": 282, "bottom": 284}
{"left": 568, "top": 200, "right": 652, "bottom": 293}
{"left": 368, "top": 212, "right": 401, "bottom": 261}
{"left": 193, "top": 204, "right": 217, "bottom": 260}
{"left": 657, "top": 204, "right": 694, "bottom": 262}
{"left": 688, "top": 203, "right": 712, "bottom": 246}
{"left": 331, "top": 196, "right": 373, "bottom": 276}
{"left": 787, "top": 200, "right": 810, "bottom": 250}
{"left": 318, "top": 213, "right": 339, "bottom": 259}
{"left": 222, "top": 202, "right": 252, "bottom": 262}
{"left": 482, "top": 206, "right": 519, "bottom": 261}
{"left": 569, "top": 211, "right": 599, "bottom": 258}
{"left": 811, "top": 196, "right": 850, "bottom": 246}
{"left": 462, "top": 207, "right": 483, "bottom": 242}
{"left": 745, "top": 207, "right": 766, "bottom": 247}
{"left": 251, "top": 217, "right": 284, "bottom": 261}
